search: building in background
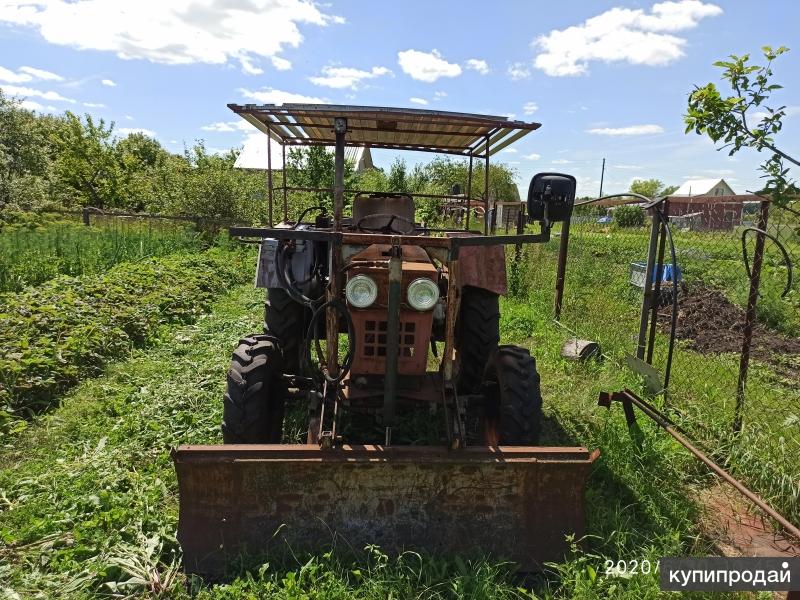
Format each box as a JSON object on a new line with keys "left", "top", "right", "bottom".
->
{"left": 666, "top": 178, "right": 758, "bottom": 231}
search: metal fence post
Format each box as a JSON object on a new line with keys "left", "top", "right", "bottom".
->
{"left": 636, "top": 208, "right": 662, "bottom": 359}
{"left": 733, "top": 200, "right": 770, "bottom": 433}
{"left": 554, "top": 215, "right": 571, "bottom": 321}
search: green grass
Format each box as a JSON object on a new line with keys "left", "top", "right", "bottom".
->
{"left": 0, "top": 216, "right": 205, "bottom": 293}
{"left": 0, "top": 246, "right": 253, "bottom": 434}
{"left": 0, "top": 284, "right": 750, "bottom": 599}
{"left": 512, "top": 224, "right": 799, "bottom": 524}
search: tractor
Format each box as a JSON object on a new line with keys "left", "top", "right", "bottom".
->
{"left": 173, "top": 104, "right": 598, "bottom": 577}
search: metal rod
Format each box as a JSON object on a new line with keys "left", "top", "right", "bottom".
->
{"left": 612, "top": 390, "right": 800, "bottom": 541}
{"left": 282, "top": 144, "right": 288, "bottom": 221}
{"left": 466, "top": 155, "right": 473, "bottom": 232}
{"left": 484, "top": 135, "right": 489, "bottom": 236}
{"left": 734, "top": 200, "right": 770, "bottom": 433}
{"left": 637, "top": 209, "right": 661, "bottom": 359}
{"left": 383, "top": 249, "right": 402, "bottom": 426}
{"left": 266, "top": 121, "right": 274, "bottom": 227}
{"left": 554, "top": 215, "right": 572, "bottom": 320}
{"left": 646, "top": 201, "right": 670, "bottom": 364}
{"left": 278, "top": 185, "right": 481, "bottom": 202}
{"left": 326, "top": 118, "right": 347, "bottom": 380}
{"left": 598, "top": 158, "right": 605, "bottom": 198}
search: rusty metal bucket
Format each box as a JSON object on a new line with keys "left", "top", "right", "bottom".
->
{"left": 173, "top": 444, "right": 598, "bottom": 578}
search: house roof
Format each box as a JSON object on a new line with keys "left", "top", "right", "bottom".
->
{"left": 228, "top": 103, "right": 541, "bottom": 157}
{"left": 673, "top": 178, "right": 735, "bottom": 196}
{"left": 234, "top": 137, "right": 370, "bottom": 170}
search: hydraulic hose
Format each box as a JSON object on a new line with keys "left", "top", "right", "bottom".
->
{"left": 303, "top": 298, "right": 355, "bottom": 385}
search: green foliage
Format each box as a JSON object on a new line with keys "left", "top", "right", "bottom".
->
{"left": 284, "top": 146, "right": 358, "bottom": 216}
{"left": 0, "top": 247, "right": 251, "bottom": 423}
{"left": 628, "top": 179, "right": 677, "bottom": 200}
{"left": 686, "top": 45, "right": 798, "bottom": 204}
{"left": 0, "top": 217, "right": 204, "bottom": 293}
{"left": 613, "top": 205, "right": 646, "bottom": 228}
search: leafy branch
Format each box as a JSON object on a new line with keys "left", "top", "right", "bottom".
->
{"left": 685, "top": 45, "right": 798, "bottom": 206}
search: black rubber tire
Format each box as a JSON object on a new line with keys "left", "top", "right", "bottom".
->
{"left": 455, "top": 286, "right": 500, "bottom": 394}
{"left": 222, "top": 334, "right": 285, "bottom": 443}
{"left": 264, "top": 287, "right": 309, "bottom": 375}
{"left": 483, "top": 345, "right": 543, "bottom": 445}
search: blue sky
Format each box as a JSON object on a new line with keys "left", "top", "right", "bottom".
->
{"left": 1, "top": 0, "right": 798, "bottom": 197}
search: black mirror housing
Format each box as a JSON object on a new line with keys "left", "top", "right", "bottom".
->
{"left": 527, "top": 173, "right": 576, "bottom": 223}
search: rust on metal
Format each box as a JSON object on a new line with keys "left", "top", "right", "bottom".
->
{"left": 173, "top": 444, "right": 598, "bottom": 577}
{"left": 599, "top": 389, "right": 800, "bottom": 542}
{"left": 446, "top": 233, "right": 507, "bottom": 295}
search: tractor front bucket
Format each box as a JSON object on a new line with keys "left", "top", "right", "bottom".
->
{"left": 172, "top": 444, "right": 598, "bottom": 578}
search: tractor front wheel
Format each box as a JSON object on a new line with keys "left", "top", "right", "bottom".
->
{"left": 455, "top": 286, "right": 500, "bottom": 394}
{"left": 482, "top": 345, "right": 542, "bottom": 445}
{"left": 222, "top": 334, "right": 285, "bottom": 443}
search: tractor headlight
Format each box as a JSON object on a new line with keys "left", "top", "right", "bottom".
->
{"left": 345, "top": 275, "right": 378, "bottom": 308}
{"left": 407, "top": 278, "right": 439, "bottom": 311}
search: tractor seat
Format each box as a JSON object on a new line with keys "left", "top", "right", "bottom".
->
{"left": 351, "top": 193, "right": 416, "bottom": 233}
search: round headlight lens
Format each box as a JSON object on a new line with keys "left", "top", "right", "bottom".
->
{"left": 345, "top": 275, "right": 378, "bottom": 308}
{"left": 407, "top": 278, "right": 439, "bottom": 311}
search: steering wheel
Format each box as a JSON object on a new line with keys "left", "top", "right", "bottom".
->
{"left": 355, "top": 213, "right": 415, "bottom": 234}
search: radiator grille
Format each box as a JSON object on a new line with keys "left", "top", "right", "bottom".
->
{"left": 363, "top": 320, "right": 416, "bottom": 358}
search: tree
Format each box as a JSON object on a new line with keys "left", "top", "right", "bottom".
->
{"left": 51, "top": 112, "right": 119, "bottom": 208}
{"left": 685, "top": 46, "right": 798, "bottom": 205}
{"left": 629, "top": 179, "right": 678, "bottom": 199}
{"left": 284, "top": 146, "right": 357, "bottom": 215}
{"left": 614, "top": 205, "right": 646, "bottom": 227}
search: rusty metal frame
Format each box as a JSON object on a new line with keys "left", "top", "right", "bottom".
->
{"left": 599, "top": 389, "right": 800, "bottom": 541}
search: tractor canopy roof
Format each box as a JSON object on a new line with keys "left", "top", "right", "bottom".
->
{"left": 228, "top": 103, "right": 540, "bottom": 158}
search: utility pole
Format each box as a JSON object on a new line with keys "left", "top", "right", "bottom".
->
{"left": 598, "top": 158, "right": 606, "bottom": 198}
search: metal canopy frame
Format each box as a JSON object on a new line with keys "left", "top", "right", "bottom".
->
{"left": 229, "top": 103, "right": 540, "bottom": 158}
{"left": 229, "top": 103, "right": 540, "bottom": 232}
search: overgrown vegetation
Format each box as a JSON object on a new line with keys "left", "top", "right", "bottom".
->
{"left": 0, "top": 217, "right": 204, "bottom": 292}
{"left": 0, "top": 246, "right": 251, "bottom": 431}
{"left": 0, "top": 284, "right": 746, "bottom": 599}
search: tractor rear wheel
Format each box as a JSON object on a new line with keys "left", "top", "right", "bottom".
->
{"left": 455, "top": 285, "right": 500, "bottom": 394}
{"left": 222, "top": 334, "right": 285, "bottom": 443}
{"left": 482, "top": 345, "right": 542, "bottom": 445}
{"left": 265, "top": 288, "right": 309, "bottom": 375}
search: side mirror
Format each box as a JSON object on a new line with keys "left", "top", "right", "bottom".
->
{"left": 527, "top": 172, "right": 576, "bottom": 224}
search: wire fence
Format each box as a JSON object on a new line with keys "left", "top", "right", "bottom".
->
{"left": 526, "top": 198, "right": 799, "bottom": 527}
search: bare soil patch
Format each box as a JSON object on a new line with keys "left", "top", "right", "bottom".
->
{"left": 658, "top": 284, "right": 800, "bottom": 363}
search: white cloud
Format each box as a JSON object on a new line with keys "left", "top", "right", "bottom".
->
{"left": 534, "top": 0, "right": 722, "bottom": 76}
{"left": 82, "top": 101, "right": 105, "bottom": 108}
{"left": 502, "top": 148, "right": 517, "bottom": 153}
{"left": 523, "top": 101, "right": 538, "bottom": 115}
{"left": 524, "top": 153, "right": 541, "bottom": 160}
{"left": 118, "top": 127, "right": 156, "bottom": 137}
{"left": 239, "top": 87, "right": 326, "bottom": 104}
{"left": 409, "top": 97, "right": 429, "bottom": 106}
{"left": 1, "top": 64, "right": 63, "bottom": 83}
{"left": 465, "top": 58, "right": 489, "bottom": 75}
{"left": 124, "top": 115, "right": 134, "bottom": 121}
{"left": 20, "top": 99, "right": 57, "bottom": 112}
{"left": 1, "top": 84, "right": 76, "bottom": 103}
{"left": 397, "top": 49, "right": 462, "bottom": 83}
{"left": 101, "top": 78, "right": 116, "bottom": 87}
{"left": 271, "top": 56, "right": 292, "bottom": 71}
{"left": 0, "top": 0, "right": 342, "bottom": 75}
{"left": 309, "top": 65, "right": 391, "bottom": 89}
{"left": 201, "top": 120, "right": 256, "bottom": 133}
{"left": 587, "top": 124, "right": 665, "bottom": 135}
{"left": 507, "top": 62, "right": 531, "bottom": 80}
{"left": 434, "top": 91, "right": 447, "bottom": 98}
{"left": 19, "top": 66, "right": 63, "bottom": 81}
{"left": 551, "top": 158, "right": 572, "bottom": 164}
{"left": 0, "top": 66, "right": 32, "bottom": 83}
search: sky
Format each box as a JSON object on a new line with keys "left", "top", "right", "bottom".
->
{"left": 1, "top": 0, "right": 798, "bottom": 198}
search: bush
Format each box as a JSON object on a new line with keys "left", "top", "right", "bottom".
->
{"left": 0, "top": 248, "right": 252, "bottom": 422}
{"left": 614, "top": 205, "right": 646, "bottom": 228}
